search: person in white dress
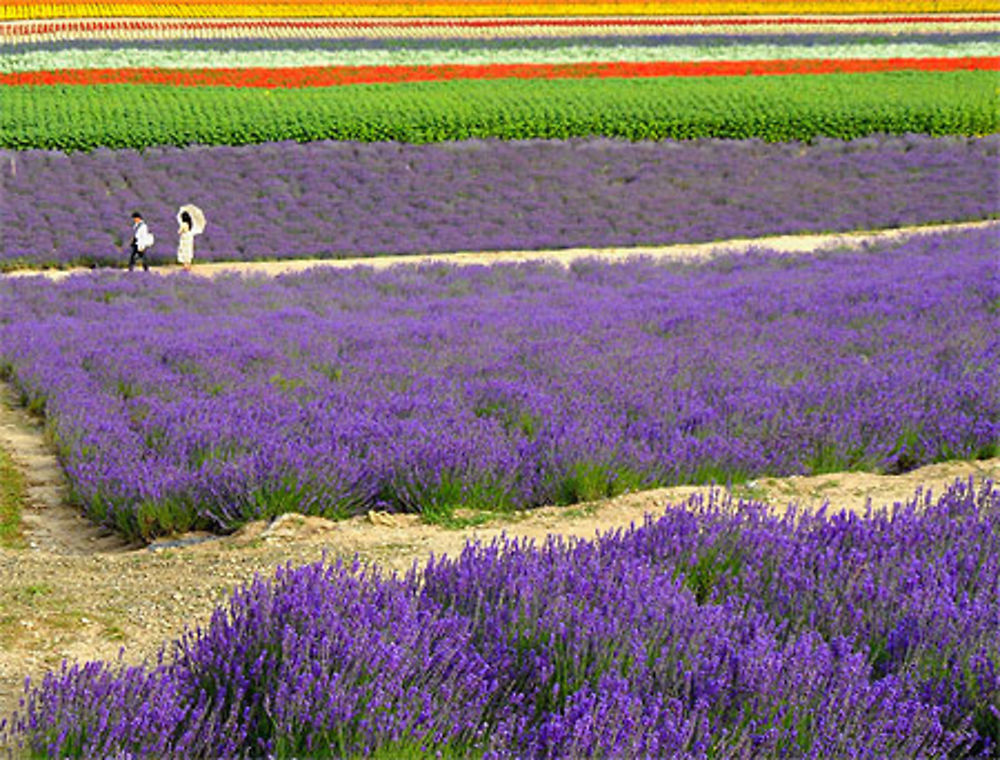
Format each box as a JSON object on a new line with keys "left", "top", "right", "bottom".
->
{"left": 177, "top": 210, "right": 195, "bottom": 269}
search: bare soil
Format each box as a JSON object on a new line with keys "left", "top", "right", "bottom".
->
{"left": 2, "top": 221, "right": 998, "bottom": 726}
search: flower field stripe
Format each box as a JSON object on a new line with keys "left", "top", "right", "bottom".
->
{"left": 5, "top": 40, "right": 997, "bottom": 73}
{"left": 3, "top": 70, "right": 995, "bottom": 148}
{"left": 4, "top": 483, "right": 1000, "bottom": 755}
{"left": 5, "top": 482, "right": 1000, "bottom": 755}
{"left": 5, "top": 2, "right": 1000, "bottom": 21}
{"left": 0, "top": 228, "right": 996, "bottom": 540}
{"left": 11, "top": 31, "right": 997, "bottom": 55}
{"left": 3, "top": 56, "right": 997, "bottom": 87}
{"left": 4, "top": 16, "right": 999, "bottom": 43}
{"left": 0, "top": 15, "right": 1000, "bottom": 50}
{"left": 5, "top": 137, "right": 995, "bottom": 271}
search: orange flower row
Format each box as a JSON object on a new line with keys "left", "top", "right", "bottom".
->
{"left": 4, "top": 56, "right": 996, "bottom": 87}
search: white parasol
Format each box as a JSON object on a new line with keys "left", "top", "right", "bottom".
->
{"left": 177, "top": 204, "right": 206, "bottom": 235}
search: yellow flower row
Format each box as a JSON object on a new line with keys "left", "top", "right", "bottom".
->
{"left": 4, "top": 1, "right": 998, "bottom": 21}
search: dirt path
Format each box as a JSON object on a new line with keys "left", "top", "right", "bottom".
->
{"left": 0, "top": 384, "right": 133, "bottom": 556}
{"left": 6, "top": 218, "right": 997, "bottom": 281}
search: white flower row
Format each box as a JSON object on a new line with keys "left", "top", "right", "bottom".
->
{"left": 3, "top": 39, "right": 996, "bottom": 72}
{"left": 3, "top": 16, "right": 998, "bottom": 45}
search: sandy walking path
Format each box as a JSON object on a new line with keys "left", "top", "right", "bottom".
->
{"left": 6, "top": 218, "right": 997, "bottom": 281}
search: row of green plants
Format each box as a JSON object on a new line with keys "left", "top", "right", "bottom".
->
{"left": 1, "top": 70, "right": 996, "bottom": 150}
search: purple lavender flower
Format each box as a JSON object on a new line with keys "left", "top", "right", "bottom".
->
{"left": 2, "top": 134, "right": 996, "bottom": 270}
{"left": 0, "top": 226, "right": 996, "bottom": 540}
{"left": 4, "top": 479, "right": 996, "bottom": 757}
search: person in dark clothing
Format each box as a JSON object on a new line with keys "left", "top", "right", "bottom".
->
{"left": 128, "top": 211, "right": 153, "bottom": 271}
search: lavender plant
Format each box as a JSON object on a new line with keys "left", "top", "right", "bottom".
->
{"left": 2, "top": 134, "right": 997, "bottom": 270}
{"left": 0, "top": 226, "right": 996, "bottom": 540}
{"left": 4, "top": 478, "right": 996, "bottom": 757}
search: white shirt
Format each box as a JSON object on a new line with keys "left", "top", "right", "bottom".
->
{"left": 133, "top": 220, "right": 152, "bottom": 251}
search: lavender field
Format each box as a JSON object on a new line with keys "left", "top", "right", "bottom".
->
{"left": 2, "top": 134, "right": 998, "bottom": 270}
{"left": 5, "top": 479, "right": 998, "bottom": 757}
{"left": 1, "top": 226, "right": 997, "bottom": 541}
{"left": 5, "top": 7, "right": 1000, "bottom": 759}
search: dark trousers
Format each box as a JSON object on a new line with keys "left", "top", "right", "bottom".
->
{"left": 128, "top": 242, "right": 149, "bottom": 271}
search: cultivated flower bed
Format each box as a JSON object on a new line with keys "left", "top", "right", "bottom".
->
{"left": 6, "top": 34, "right": 996, "bottom": 71}
{"left": 2, "top": 3, "right": 998, "bottom": 756}
{"left": 3, "top": 69, "right": 995, "bottom": 150}
{"left": 1, "top": 227, "right": 996, "bottom": 540}
{"left": 7, "top": 15, "right": 998, "bottom": 43}
{"left": 2, "top": 134, "right": 996, "bottom": 270}
{"left": 4, "top": 7, "right": 995, "bottom": 150}
{"left": 5, "top": 0, "right": 997, "bottom": 20}
{"left": 4, "top": 479, "right": 998, "bottom": 757}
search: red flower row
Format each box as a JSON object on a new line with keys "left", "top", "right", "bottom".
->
{"left": 3, "top": 56, "right": 997, "bottom": 88}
